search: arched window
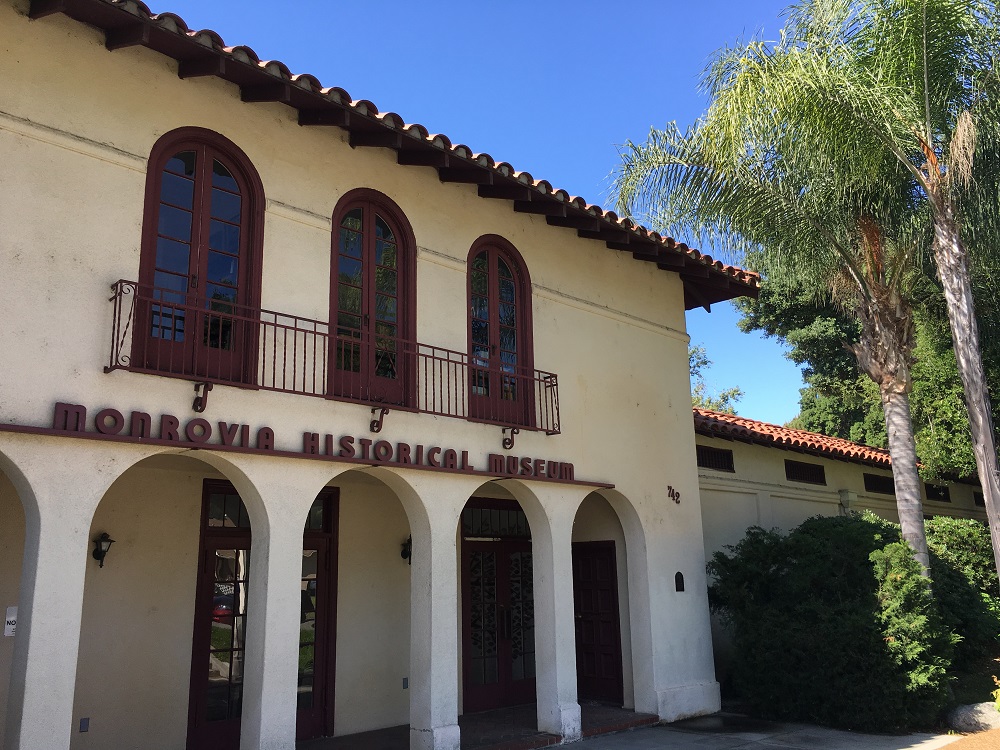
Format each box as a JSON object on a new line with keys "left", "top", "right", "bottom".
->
{"left": 329, "top": 189, "right": 416, "bottom": 406}
{"left": 138, "top": 127, "right": 264, "bottom": 384}
{"left": 467, "top": 236, "right": 534, "bottom": 427}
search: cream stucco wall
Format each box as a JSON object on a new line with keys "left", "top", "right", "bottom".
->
{"left": 334, "top": 472, "right": 411, "bottom": 736}
{"left": 70, "top": 459, "right": 204, "bottom": 750}
{"left": 697, "top": 436, "right": 988, "bottom": 562}
{"left": 0, "top": 1, "right": 724, "bottom": 746}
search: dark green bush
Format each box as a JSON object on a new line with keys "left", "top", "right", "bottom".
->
{"left": 708, "top": 514, "right": 956, "bottom": 732}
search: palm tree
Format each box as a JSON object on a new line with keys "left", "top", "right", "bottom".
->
{"left": 617, "top": 0, "right": 1000, "bottom": 580}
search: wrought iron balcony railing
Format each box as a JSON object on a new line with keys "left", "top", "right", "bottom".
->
{"left": 105, "top": 280, "right": 560, "bottom": 434}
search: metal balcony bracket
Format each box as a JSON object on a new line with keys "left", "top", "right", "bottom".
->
{"left": 193, "top": 382, "right": 214, "bottom": 413}
{"left": 502, "top": 427, "right": 519, "bottom": 450}
{"left": 370, "top": 407, "right": 390, "bottom": 433}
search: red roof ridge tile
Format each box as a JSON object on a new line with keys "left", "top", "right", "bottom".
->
{"left": 692, "top": 407, "right": 892, "bottom": 467}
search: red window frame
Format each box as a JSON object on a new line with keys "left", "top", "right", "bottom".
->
{"left": 328, "top": 188, "right": 417, "bottom": 407}
{"left": 137, "top": 127, "right": 265, "bottom": 385}
{"left": 466, "top": 235, "right": 535, "bottom": 428}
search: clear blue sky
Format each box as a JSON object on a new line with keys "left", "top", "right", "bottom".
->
{"left": 152, "top": 0, "right": 803, "bottom": 425}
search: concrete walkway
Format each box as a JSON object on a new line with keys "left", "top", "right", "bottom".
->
{"left": 576, "top": 714, "right": 961, "bottom": 749}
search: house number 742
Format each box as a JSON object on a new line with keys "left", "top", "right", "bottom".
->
{"left": 667, "top": 486, "right": 681, "bottom": 504}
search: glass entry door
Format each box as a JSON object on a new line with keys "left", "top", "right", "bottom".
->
{"left": 461, "top": 500, "right": 536, "bottom": 713}
{"left": 187, "top": 483, "right": 252, "bottom": 750}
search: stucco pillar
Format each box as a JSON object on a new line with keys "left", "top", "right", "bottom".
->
{"left": 516, "top": 483, "right": 588, "bottom": 741}
{"left": 2, "top": 438, "right": 146, "bottom": 750}
{"left": 373, "top": 469, "right": 480, "bottom": 750}
{"left": 226, "top": 460, "right": 339, "bottom": 750}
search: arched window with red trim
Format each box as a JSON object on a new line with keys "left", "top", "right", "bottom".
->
{"left": 329, "top": 189, "right": 416, "bottom": 407}
{"left": 137, "top": 127, "right": 264, "bottom": 385}
{"left": 467, "top": 235, "right": 534, "bottom": 427}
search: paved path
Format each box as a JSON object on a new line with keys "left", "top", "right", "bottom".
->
{"left": 576, "top": 714, "right": 961, "bottom": 749}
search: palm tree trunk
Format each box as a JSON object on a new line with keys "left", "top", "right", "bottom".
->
{"left": 849, "top": 290, "right": 929, "bottom": 573}
{"left": 881, "top": 388, "right": 930, "bottom": 572}
{"left": 932, "top": 207, "right": 1000, "bottom": 588}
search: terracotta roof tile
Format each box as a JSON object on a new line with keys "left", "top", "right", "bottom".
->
{"left": 32, "top": 0, "right": 759, "bottom": 301}
{"left": 693, "top": 408, "right": 892, "bottom": 467}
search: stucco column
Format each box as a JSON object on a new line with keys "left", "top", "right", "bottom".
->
{"left": 224, "top": 459, "right": 339, "bottom": 750}
{"left": 2, "top": 438, "right": 147, "bottom": 750}
{"left": 517, "top": 483, "right": 588, "bottom": 741}
{"left": 373, "top": 469, "right": 481, "bottom": 750}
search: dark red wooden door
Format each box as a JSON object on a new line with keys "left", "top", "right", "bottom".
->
{"left": 332, "top": 202, "right": 407, "bottom": 405}
{"left": 462, "top": 540, "right": 536, "bottom": 712}
{"left": 468, "top": 246, "right": 530, "bottom": 427}
{"left": 187, "top": 482, "right": 253, "bottom": 750}
{"left": 296, "top": 490, "right": 339, "bottom": 741}
{"left": 572, "top": 541, "right": 624, "bottom": 705}
{"left": 141, "top": 145, "right": 251, "bottom": 383}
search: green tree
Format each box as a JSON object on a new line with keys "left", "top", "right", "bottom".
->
{"left": 615, "top": 3, "right": 937, "bottom": 571}
{"left": 689, "top": 345, "right": 744, "bottom": 413}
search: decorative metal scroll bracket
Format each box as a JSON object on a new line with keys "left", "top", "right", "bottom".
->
{"left": 370, "top": 407, "right": 390, "bottom": 433}
{"left": 502, "top": 427, "right": 520, "bottom": 450}
{"left": 192, "top": 382, "right": 213, "bottom": 413}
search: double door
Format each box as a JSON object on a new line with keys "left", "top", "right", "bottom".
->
{"left": 142, "top": 144, "right": 252, "bottom": 382}
{"left": 332, "top": 200, "right": 408, "bottom": 405}
{"left": 461, "top": 539, "right": 536, "bottom": 712}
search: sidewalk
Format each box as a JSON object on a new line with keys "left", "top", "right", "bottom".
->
{"left": 576, "top": 713, "right": 961, "bottom": 749}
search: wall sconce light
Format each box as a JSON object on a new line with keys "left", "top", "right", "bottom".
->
{"left": 92, "top": 532, "right": 115, "bottom": 568}
{"left": 400, "top": 535, "right": 412, "bottom": 565}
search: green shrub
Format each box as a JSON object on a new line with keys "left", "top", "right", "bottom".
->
{"left": 708, "top": 514, "right": 955, "bottom": 732}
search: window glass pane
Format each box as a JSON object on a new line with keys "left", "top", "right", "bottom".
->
{"left": 207, "top": 251, "right": 239, "bottom": 286}
{"left": 338, "top": 257, "right": 362, "bottom": 286}
{"left": 498, "top": 257, "right": 513, "bottom": 280}
{"left": 471, "top": 269, "right": 488, "bottom": 296}
{"left": 376, "top": 294, "right": 397, "bottom": 323}
{"left": 377, "top": 241, "right": 397, "bottom": 269}
{"left": 338, "top": 284, "right": 361, "bottom": 314}
{"left": 155, "top": 238, "right": 190, "bottom": 275}
{"left": 209, "top": 220, "right": 241, "bottom": 254}
{"left": 375, "top": 267, "right": 397, "bottom": 294}
{"left": 165, "top": 151, "right": 196, "bottom": 177}
{"left": 376, "top": 321, "right": 397, "bottom": 340}
{"left": 208, "top": 494, "right": 226, "bottom": 525}
{"left": 375, "top": 215, "right": 395, "bottom": 242}
{"left": 500, "top": 327, "right": 517, "bottom": 354}
{"left": 211, "top": 189, "right": 242, "bottom": 222}
{"left": 472, "top": 251, "right": 488, "bottom": 273}
{"left": 212, "top": 159, "right": 239, "bottom": 192}
{"left": 472, "top": 295, "right": 488, "bottom": 321}
{"left": 472, "top": 320, "right": 489, "bottom": 347}
{"left": 158, "top": 204, "right": 192, "bottom": 242}
{"left": 206, "top": 284, "right": 237, "bottom": 306}
{"left": 499, "top": 302, "right": 516, "bottom": 327}
{"left": 153, "top": 270, "right": 188, "bottom": 295}
{"left": 305, "top": 498, "right": 324, "bottom": 531}
{"left": 337, "top": 312, "right": 362, "bottom": 331}
{"left": 341, "top": 207, "right": 363, "bottom": 233}
{"left": 161, "top": 172, "right": 194, "bottom": 208}
{"left": 339, "top": 228, "right": 362, "bottom": 259}
{"left": 499, "top": 278, "right": 515, "bottom": 303}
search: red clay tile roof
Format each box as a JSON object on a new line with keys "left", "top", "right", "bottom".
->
{"left": 29, "top": 0, "right": 758, "bottom": 310}
{"left": 693, "top": 408, "right": 892, "bottom": 467}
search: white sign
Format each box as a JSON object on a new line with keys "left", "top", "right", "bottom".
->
{"left": 4, "top": 607, "right": 15, "bottom": 637}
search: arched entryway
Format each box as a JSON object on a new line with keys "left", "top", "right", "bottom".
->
{"left": 571, "top": 492, "right": 633, "bottom": 709}
{"left": 457, "top": 489, "right": 536, "bottom": 714}
{"left": 0, "top": 464, "right": 26, "bottom": 743}
{"left": 327, "top": 469, "right": 412, "bottom": 738}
